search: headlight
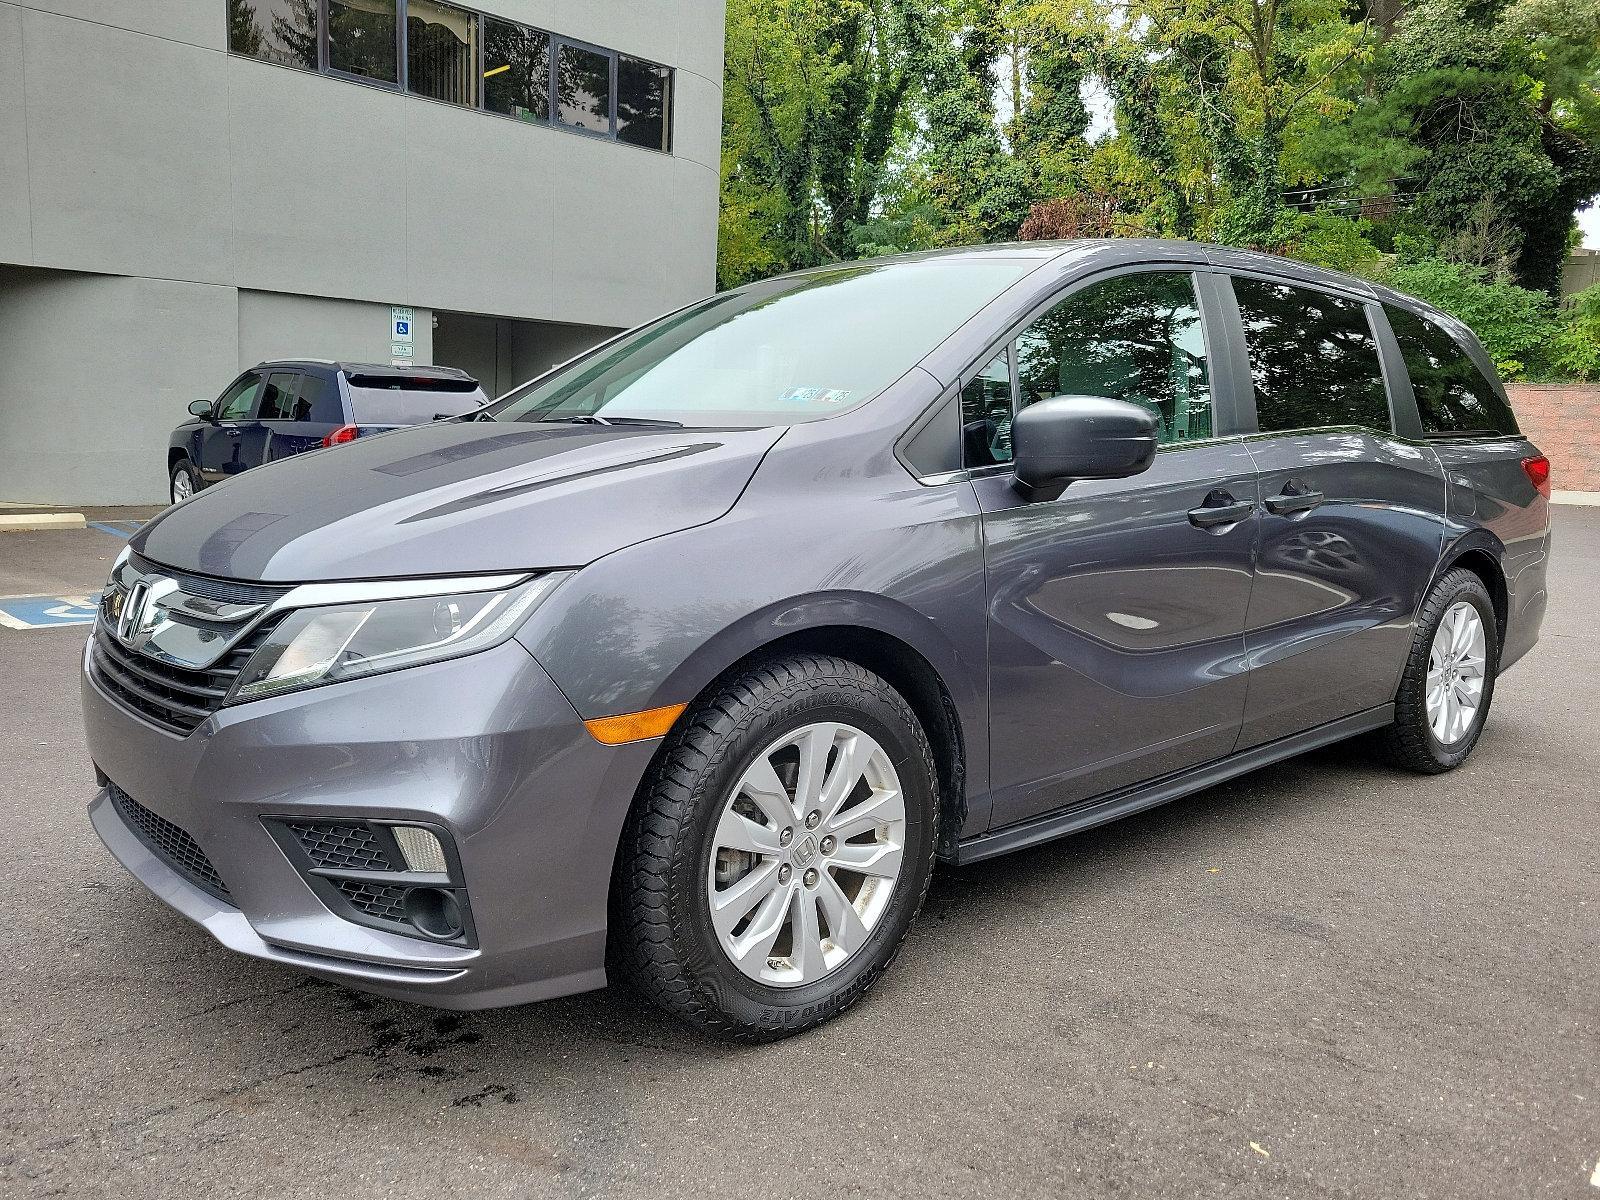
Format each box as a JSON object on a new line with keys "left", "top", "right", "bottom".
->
{"left": 227, "top": 573, "right": 567, "bottom": 703}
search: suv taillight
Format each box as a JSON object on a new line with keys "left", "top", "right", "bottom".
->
{"left": 1521, "top": 455, "right": 1551, "bottom": 499}
{"left": 321, "top": 424, "right": 359, "bottom": 447}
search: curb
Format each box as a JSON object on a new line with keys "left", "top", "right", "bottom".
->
{"left": 1552, "top": 490, "right": 1600, "bottom": 507}
{"left": 0, "top": 512, "right": 87, "bottom": 532}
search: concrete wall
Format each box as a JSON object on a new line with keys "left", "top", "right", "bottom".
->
{"left": 0, "top": 1, "right": 722, "bottom": 326}
{"left": 0, "top": 267, "right": 239, "bottom": 504}
{"left": 0, "top": 0, "right": 724, "bottom": 504}
{"left": 237, "top": 292, "right": 432, "bottom": 372}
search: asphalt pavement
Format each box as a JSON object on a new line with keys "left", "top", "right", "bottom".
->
{"left": 1, "top": 511, "right": 1595, "bottom": 1199}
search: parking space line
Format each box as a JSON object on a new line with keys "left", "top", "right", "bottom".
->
{"left": 87, "top": 521, "right": 141, "bottom": 539}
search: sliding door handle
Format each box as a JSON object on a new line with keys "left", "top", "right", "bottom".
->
{"left": 1264, "top": 488, "right": 1325, "bottom": 515}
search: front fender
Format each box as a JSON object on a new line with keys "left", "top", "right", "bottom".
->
{"left": 514, "top": 474, "right": 991, "bottom": 797}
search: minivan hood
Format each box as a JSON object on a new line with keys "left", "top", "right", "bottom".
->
{"left": 133, "top": 421, "right": 784, "bottom": 581}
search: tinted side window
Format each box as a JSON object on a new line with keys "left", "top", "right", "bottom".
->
{"left": 1233, "top": 278, "right": 1390, "bottom": 433}
{"left": 216, "top": 375, "right": 262, "bottom": 422}
{"left": 1014, "top": 271, "right": 1213, "bottom": 445}
{"left": 1386, "top": 306, "right": 1519, "bottom": 437}
{"left": 290, "top": 374, "right": 343, "bottom": 423}
{"left": 258, "top": 372, "right": 301, "bottom": 420}
{"left": 961, "top": 348, "right": 1014, "bottom": 468}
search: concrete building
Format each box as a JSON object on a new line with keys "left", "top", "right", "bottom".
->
{"left": 0, "top": 0, "right": 724, "bottom": 503}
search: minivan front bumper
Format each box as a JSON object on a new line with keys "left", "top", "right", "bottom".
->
{"left": 82, "top": 636, "right": 660, "bottom": 1009}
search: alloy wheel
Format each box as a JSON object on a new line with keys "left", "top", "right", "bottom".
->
{"left": 707, "top": 721, "right": 906, "bottom": 987}
{"left": 172, "top": 471, "right": 193, "bottom": 502}
{"left": 1426, "top": 600, "right": 1487, "bottom": 745}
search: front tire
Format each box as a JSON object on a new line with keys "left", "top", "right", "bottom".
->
{"left": 169, "top": 459, "right": 199, "bottom": 504}
{"left": 611, "top": 654, "right": 938, "bottom": 1041}
{"left": 1379, "top": 567, "right": 1499, "bottom": 773}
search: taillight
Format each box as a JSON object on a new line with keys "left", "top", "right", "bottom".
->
{"left": 1521, "top": 454, "right": 1551, "bottom": 499}
{"left": 321, "top": 424, "right": 359, "bottom": 447}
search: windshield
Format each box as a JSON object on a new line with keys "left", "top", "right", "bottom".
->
{"left": 486, "top": 258, "right": 1039, "bottom": 428}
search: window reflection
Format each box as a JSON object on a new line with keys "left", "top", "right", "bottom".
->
{"left": 557, "top": 43, "right": 612, "bottom": 132}
{"left": 1387, "top": 307, "right": 1519, "bottom": 437}
{"left": 328, "top": 0, "right": 398, "bottom": 83}
{"left": 227, "top": 0, "right": 318, "bottom": 70}
{"left": 617, "top": 56, "right": 670, "bottom": 150}
{"left": 1015, "top": 271, "right": 1213, "bottom": 445}
{"left": 483, "top": 17, "right": 549, "bottom": 122}
{"left": 1233, "top": 278, "right": 1390, "bottom": 434}
{"left": 961, "top": 348, "right": 1014, "bottom": 467}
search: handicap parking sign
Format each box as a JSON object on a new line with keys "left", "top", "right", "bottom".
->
{"left": 0, "top": 594, "right": 100, "bottom": 630}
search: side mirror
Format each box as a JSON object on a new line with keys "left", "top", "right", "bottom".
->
{"left": 1011, "top": 395, "right": 1159, "bottom": 502}
{"left": 188, "top": 398, "right": 214, "bottom": 419}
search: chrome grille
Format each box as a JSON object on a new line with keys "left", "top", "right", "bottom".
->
{"left": 89, "top": 618, "right": 280, "bottom": 735}
{"left": 126, "top": 553, "right": 286, "bottom": 607}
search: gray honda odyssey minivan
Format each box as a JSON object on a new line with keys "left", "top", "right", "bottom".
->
{"left": 84, "top": 240, "right": 1550, "bottom": 1040}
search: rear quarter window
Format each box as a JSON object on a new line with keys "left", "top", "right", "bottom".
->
{"left": 1385, "top": 306, "right": 1519, "bottom": 438}
{"left": 346, "top": 377, "right": 486, "bottom": 425}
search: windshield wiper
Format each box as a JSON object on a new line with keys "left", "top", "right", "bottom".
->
{"left": 547, "top": 414, "right": 683, "bottom": 429}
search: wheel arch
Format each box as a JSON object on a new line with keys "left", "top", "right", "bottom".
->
{"left": 168, "top": 447, "right": 190, "bottom": 471}
{"left": 1438, "top": 532, "right": 1509, "bottom": 644}
{"left": 645, "top": 594, "right": 981, "bottom": 861}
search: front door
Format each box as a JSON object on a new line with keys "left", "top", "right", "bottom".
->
{"left": 195, "top": 372, "right": 262, "bottom": 485}
{"left": 1224, "top": 274, "right": 1447, "bottom": 748}
{"left": 970, "top": 269, "right": 1260, "bottom": 830}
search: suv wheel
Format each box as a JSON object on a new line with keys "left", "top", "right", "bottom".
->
{"left": 169, "top": 459, "right": 199, "bottom": 504}
{"left": 1379, "top": 567, "right": 1499, "bottom": 773}
{"left": 612, "top": 654, "right": 938, "bottom": 1041}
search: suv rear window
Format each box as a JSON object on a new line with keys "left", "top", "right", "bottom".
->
{"left": 1385, "top": 306, "right": 1519, "bottom": 438}
{"left": 345, "top": 375, "right": 486, "bottom": 425}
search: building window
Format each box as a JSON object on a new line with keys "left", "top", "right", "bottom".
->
{"left": 227, "top": 0, "right": 317, "bottom": 70}
{"left": 223, "top": 2, "right": 673, "bottom": 153}
{"left": 617, "top": 56, "right": 671, "bottom": 151}
{"left": 482, "top": 17, "right": 549, "bottom": 122}
{"left": 556, "top": 42, "right": 613, "bottom": 134}
{"left": 328, "top": 0, "right": 399, "bottom": 85}
{"left": 407, "top": 0, "right": 478, "bottom": 107}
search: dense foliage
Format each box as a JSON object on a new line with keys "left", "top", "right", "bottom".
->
{"left": 717, "top": 0, "right": 1600, "bottom": 378}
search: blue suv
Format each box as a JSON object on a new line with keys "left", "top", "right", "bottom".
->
{"left": 167, "top": 361, "right": 487, "bottom": 503}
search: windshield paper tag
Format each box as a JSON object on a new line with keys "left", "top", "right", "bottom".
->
{"left": 780, "top": 387, "right": 853, "bottom": 405}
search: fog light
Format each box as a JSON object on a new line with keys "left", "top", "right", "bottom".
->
{"left": 403, "top": 887, "right": 463, "bottom": 939}
{"left": 392, "top": 825, "right": 448, "bottom": 873}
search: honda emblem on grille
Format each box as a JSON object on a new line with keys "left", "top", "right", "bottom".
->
{"left": 115, "top": 577, "right": 178, "bottom": 650}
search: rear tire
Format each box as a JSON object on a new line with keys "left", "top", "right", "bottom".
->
{"left": 1378, "top": 568, "right": 1499, "bottom": 774}
{"left": 611, "top": 654, "right": 938, "bottom": 1042}
{"left": 169, "top": 459, "right": 199, "bottom": 504}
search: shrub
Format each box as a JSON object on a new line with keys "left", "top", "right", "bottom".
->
{"left": 1281, "top": 212, "right": 1384, "bottom": 276}
{"left": 1550, "top": 284, "right": 1600, "bottom": 381}
{"left": 1373, "top": 256, "right": 1557, "bottom": 377}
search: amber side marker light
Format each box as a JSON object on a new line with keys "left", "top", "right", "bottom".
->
{"left": 584, "top": 703, "right": 687, "bottom": 745}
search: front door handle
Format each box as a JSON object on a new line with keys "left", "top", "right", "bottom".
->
{"left": 1264, "top": 486, "right": 1325, "bottom": 515}
{"left": 1188, "top": 491, "right": 1254, "bottom": 529}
